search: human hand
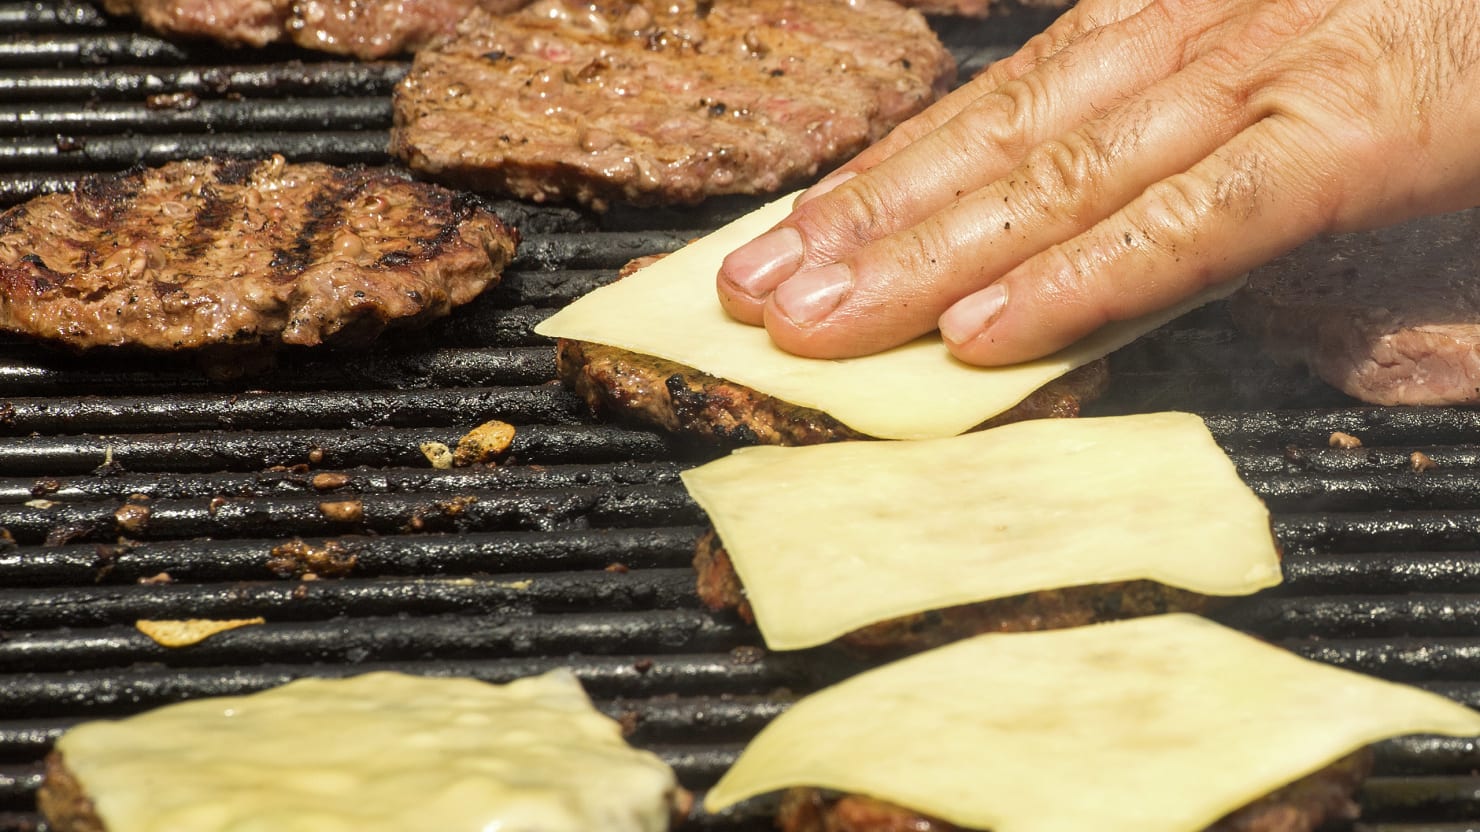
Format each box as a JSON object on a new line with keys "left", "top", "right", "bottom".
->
{"left": 716, "top": 0, "right": 1480, "bottom": 365}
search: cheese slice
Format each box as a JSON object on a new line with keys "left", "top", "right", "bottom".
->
{"left": 55, "top": 670, "right": 680, "bottom": 832}
{"left": 680, "top": 411, "right": 1281, "bottom": 650}
{"left": 706, "top": 614, "right": 1480, "bottom": 832}
{"left": 534, "top": 192, "right": 1243, "bottom": 440}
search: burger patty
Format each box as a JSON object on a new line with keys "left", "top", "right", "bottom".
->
{"left": 392, "top": 0, "right": 956, "bottom": 210}
{"left": 693, "top": 530, "right": 1215, "bottom": 652}
{"left": 776, "top": 749, "right": 1372, "bottom": 832}
{"left": 98, "top": 0, "right": 533, "bottom": 56}
{"left": 0, "top": 156, "right": 516, "bottom": 358}
{"left": 556, "top": 339, "right": 1111, "bottom": 445}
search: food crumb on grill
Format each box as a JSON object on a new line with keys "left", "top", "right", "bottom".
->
{"left": 30, "top": 479, "right": 60, "bottom": 497}
{"left": 633, "top": 658, "right": 655, "bottom": 674}
{"left": 208, "top": 495, "right": 228, "bottom": 515}
{"left": 1410, "top": 451, "right": 1438, "bottom": 472}
{"left": 137, "top": 572, "right": 173, "bottom": 585}
{"left": 113, "top": 503, "right": 152, "bottom": 534}
{"left": 729, "top": 645, "right": 766, "bottom": 665}
{"left": 136, "top": 617, "right": 265, "bottom": 647}
{"left": 616, "top": 710, "right": 641, "bottom": 737}
{"left": 420, "top": 441, "right": 454, "bottom": 469}
{"left": 144, "top": 91, "right": 200, "bottom": 111}
{"left": 1328, "top": 431, "right": 1363, "bottom": 449}
{"left": 268, "top": 539, "right": 358, "bottom": 578}
{"left": 454, "top": 419, "right": 517, "bottom": 466}
{"left": 25, "top": 499, "right": 56, "bottom": 510}
{"left": 605, "top": 563, "right": 630, "bottom": 574}
{"left": 311, "top": 472, "right": 351, "bottom": 491}
{"left": 308, "top": 447, "right": 326, "bottom": 465}
{"left": 318, "top": 500, "right": 364, "bottom": 523}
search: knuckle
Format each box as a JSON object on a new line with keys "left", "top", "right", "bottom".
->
{"left": 1014, "top": 131, "right": 1111, "bottom": 213}
{"left": 1139, "top": 174, "right": 1214, "bottom": 238}
{"left": 958, "top": 78, "right": 1041, "bottom": 162}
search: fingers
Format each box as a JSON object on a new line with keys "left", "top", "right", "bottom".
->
{"left": 812, "top": 0, "right": 1155, "bottom": 186}
{"left": 751, "top": 52, "right": 1258, "bottom": 359}
{"left": 940, "top": 114, "right": 1336, "bottom": 365}
{"left": 717, "top": 0, "right": 1239, "bottom": 326}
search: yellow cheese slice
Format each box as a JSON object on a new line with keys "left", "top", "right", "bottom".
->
{"left": 706, "top": 614, "right": 1480, "bottom": 832}
{"left": 55, "top": 670, "right": 681, "bottom": 832}
{"left": 680, "top": 411, "right": 1281, "bottom": 650}
{"left": 534, "top": 193, "right": 1243, "bottom": 440}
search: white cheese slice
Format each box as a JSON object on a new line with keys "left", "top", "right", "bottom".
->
{"left": 706, "top": 613, "right": 1480, "bottom": 832}
{"left": 534, "top": 193, "right": 1242, "bottom": 440}
{"left": 55, "top": 670, "right": 680, "bottom": 832}
{"left": 680, "top": 411, "right": 1281, "bottom": 650}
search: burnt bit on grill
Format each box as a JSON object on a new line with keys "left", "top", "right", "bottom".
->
{"left": 267, "top": 538, "right": 359, "bottom": 578}
{"left": 403, "top": 495, "right": 480, "bottom": 533}
{"left": 1410, "top": 451, "right": 1438, "bottom": 472}
{"left": 729, "top": 644, "right": 765, "bottom": 665}
{"left": 30, "top": 479, "right": 61, "bottom": 497}
{"left": 615, "top": 710, "right": 641, "bottom": 737}
{"left": 113, "top": 502, "right": 152, "bottom": 536}
{"left": 144, "top": 91, "right": 200, "bottom": 111}
{"left": 0, "top": 527, "right": 15, "bottom": 552}
{"left": 208, "top": 496, "right": 228, "bottom": 516}
{"left": 137, "top": 572, "right": 173, "bottom": 585}
{"left": 311, "top": 472, "right": 351, "bottom": 491}
{"left": 633, "top": 658, "right": 655, "bottom": 674}
{"left": 453, "top": 419, "right": 517, "bottom": 466}
{"left": 308, "top": 447, "right": 326, "bottom": 465}
{"left": 318, "top": 500, "right": 365, "bottom": 523}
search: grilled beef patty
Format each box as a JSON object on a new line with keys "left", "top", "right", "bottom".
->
{"left": 777, "top": 750, "right": 1371, "bottom": 832}
{"left": 392, "top": 0, "right": 956, "bottom": 210}
{"left": 557, "top": 339, "right": 1110, "bottom": 445}
{"left": 0, "top": 156, "right": 516, "bottom": 359}
{"left": 694, "top": 530, "right": 1214, "bottom": 652}
{"left": 100, "top": 0, "right": 529, "bottom": 56}
{"left": 1231, "top": 208, "right": 1480, "bottom": 406}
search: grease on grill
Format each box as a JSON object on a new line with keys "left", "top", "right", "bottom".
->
{"left": 268, "top": 538, "right": 359, "bottom": 578}
{"left": 136, "top": 617, "right": 266, "bottom": 647}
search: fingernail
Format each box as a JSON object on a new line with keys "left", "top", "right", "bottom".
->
{"left": 720, "top": 227, "right": 804, "bottom": 299}
{"left": 773, "top": 263, "right": 852, "bottom": 326}
{"left": 797, "top": 170, "right": 856, "bottom": 205}
{"left": 940, "top": 283, "right": 1008, "bottom": 345}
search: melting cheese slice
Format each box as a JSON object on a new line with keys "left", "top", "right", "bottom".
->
{"left": 707, "top": 614, "right": 1480, "bottom": 832}
{"left": 55, "top": 671, "right": 680, "bottom": 832}
{"left": 680, "top": 411, "right": 1281, "bottom": 650}
{"left": 534, "top": 192, "right": 1242, "bottom": 440}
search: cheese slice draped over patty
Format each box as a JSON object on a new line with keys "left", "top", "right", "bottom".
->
{"left": 706, "top": 614, "right": 1480, "bottom": 832}
{"left": 54, "top": 670, "right": 681, "bottom": 832}
{"left": 534, "top": 192, "right": 1242, "bottom": 440}
{"left": 680, "top": 411, "right": 1281, "bottom": 650}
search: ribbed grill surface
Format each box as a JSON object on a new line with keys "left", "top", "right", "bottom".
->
{"left": 4, "top": 3, "right": 1480, "bottom": 831}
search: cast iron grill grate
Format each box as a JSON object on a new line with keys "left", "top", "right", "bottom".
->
{"left": 3, "top": 3, "right": 1480, "bottom": 831}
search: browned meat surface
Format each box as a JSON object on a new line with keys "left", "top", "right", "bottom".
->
{"left": 101, "top": 0, "right": 289, "bottom": 47}
{"left": 288, "top": 0, "right": 532, "bottom": 58}
{"left": 1231, "top": 208, "right": 1480, "bottom": 406}
{"left": 0, "top": 156, "right": 516, "bottom": 359}
{"left": 36, "top": 753, "right": 105, "bottom": 832}
{"left": 557, "top": 339, "right": 1109, "bottom": 446}
{"left": 392, "top": 0, "right": 956, "bottom": 210}
{"left": 778, "top": 750, "right": 1371, "bottom": 832}
{"left": 693, "top": 530, "right": 1215, "bottom": 652}
{"left": 900, "top": 0, "right": 992, "bottom": 15}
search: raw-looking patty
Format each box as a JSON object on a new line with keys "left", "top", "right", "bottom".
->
{"left": 101, "top": 0, "right": 289, "bottom": 47}
{"left": 693, "top": 530, "right": 1215, "bottom": 652}
{"left": 1230, "top": 208, "right": 1480, "bottom": 406}
{"left": 0, "top": 156, "right": 517, "bottom": 355}
{"left": 99, "top": 0, "right": 530, "bottom": 56}
{"left": 556, "top": 339, "right": 1111, "bottom": 445}
{"left": 777, "top": 749, "right": 1371, "bottom": 832}
{"left": 392, "top": 0, "right": 957, "bottom": 210}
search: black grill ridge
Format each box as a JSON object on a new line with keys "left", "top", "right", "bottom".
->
{"left": 2, "top": 4, "right": 1480, "bottom": 832}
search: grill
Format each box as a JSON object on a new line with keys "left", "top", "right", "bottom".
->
{"left": 3, "top": 3, "right": 1480, "bottom": 831}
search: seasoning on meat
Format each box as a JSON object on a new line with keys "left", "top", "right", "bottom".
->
{"left": 0, "top": 157, "right": 517, "bottom": 365}
{"left": 392, "top": 0, "right": 956, "bottom": 210}
{"left": 1231, "top": 208, "right": 1480, "bottom": 406}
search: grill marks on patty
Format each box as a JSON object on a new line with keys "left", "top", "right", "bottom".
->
{"left": 0, "top": 157, "right": 517, "bottom": 355}
{"left": 392, "top": 0, "right": 956, "bottom": 210}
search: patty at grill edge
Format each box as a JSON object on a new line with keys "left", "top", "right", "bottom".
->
{"left": 391, "top": 0, "right": 956, "bottom": 210}
{"left": 0, "top": 157, "right": 517, "bottom": 358}
{"left": 777, "top": 749, "right": 1371, "bottom": 832}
